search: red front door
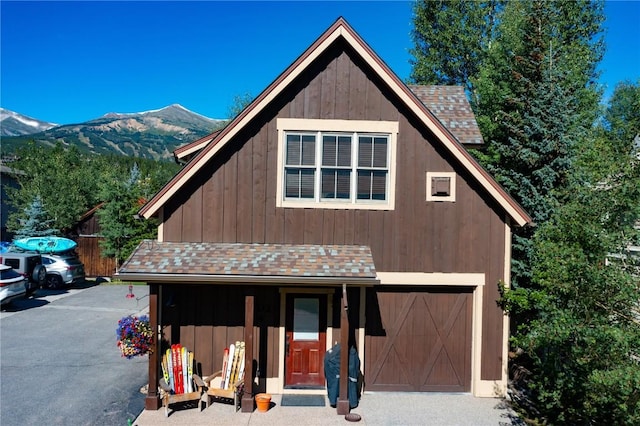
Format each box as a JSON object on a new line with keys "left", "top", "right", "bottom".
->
{"left": 285, "top": 294, "right": 327, "bottom": 388}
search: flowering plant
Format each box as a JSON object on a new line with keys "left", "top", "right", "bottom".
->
{"left": 116, "top": 315, "right": 153, "bottom": 359}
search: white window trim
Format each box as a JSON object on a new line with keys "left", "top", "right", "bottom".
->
{"left": 426, "top": 171, "right": 456, "bottom": 202}
{"left": 276, "top": 118, "right": 398, "bottom": 210}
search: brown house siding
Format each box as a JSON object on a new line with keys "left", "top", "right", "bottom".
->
{"left": 161, "top": 285, "right": 281, "bottom": 385}
{"left": 161, "top": 42, "right": 508, "bottom": 381}
{"left": 159, "top": 284, "right": 361, "bottom": 388}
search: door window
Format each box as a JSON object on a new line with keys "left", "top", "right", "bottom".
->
{"left": 293, "top": 297, "right": 319, "bottom": 340}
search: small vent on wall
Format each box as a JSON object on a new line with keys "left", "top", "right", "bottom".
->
{"left": 426, "top": 172, "right": 456, "bottom": 202}
{"left": 431, "top": 176, "right": 451, "bottom": 196}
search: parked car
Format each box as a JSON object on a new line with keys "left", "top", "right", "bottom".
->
{"left": 0, "top": 264, "right": 28, "bottom": 306}
{"left": 0, "top": 252, "right": 45, "bottom": 295}
{"left": 41, "top": 253, "right": 86, "bottom": 289}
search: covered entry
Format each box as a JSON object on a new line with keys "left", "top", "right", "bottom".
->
{"left": 365, "top": 286, "right": 473, "bottom": 392}
{"left": 116, "top": 241, "right": 378, "bottom": 411}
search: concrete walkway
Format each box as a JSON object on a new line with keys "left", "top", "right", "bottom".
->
{"left": 133, "top": 392, "right": 522, "bottom": 425}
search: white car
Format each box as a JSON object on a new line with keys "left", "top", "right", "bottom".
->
{"left": 41, "top": 253, "right": 85, "bottom": 289}
{"left": 0, "top": 264, "right": 28, "bottom": 306}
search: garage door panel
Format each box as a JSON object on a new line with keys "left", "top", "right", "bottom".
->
{"left": 365, "top": 287, "right": 472, "bottom": 392}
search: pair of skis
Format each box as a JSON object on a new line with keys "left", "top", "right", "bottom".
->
{"left": 219, "top": 341, "right": 245, "bottom": 390}
{"left": 161, "top": 344, "right": 194, "bottom": 394}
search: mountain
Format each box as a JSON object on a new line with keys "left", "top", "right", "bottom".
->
{"left": 0, "top": 105, "right": 225, "bottom": 160}
{"left": 0, "top": 108, "right": 58, "bottom": 137}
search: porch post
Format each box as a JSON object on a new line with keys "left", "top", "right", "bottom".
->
{"left": 241, "top": 294, "right": 255, "bottom": 412}
{"left": 145, "top": 283, "right": 161, "bottom": 410}
{"left": 337, "top": 284, "right": 350, "bottom": 415}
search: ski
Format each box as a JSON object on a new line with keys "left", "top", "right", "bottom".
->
{"left": 220, "top": 347, "right": 229, "bottom": 389}
{"left": 177, "top": 344, "right": 185, "bottom": 394}
{"left": 187, "top": 351, "right": 194, "bottom": 393}
{"left": 170, "top": 345, "right": 178, "bottom": 393}
{"left": 228, "top": 341, "right": 242, "bottom": 388}
{"left": 181, "top": 346, "right": 188, "bottom": 394}
{"left": 223, "top": 343, "right": 235, "bottom": 389}
{"left": 237, "top": 344, "right": 246, "bottom": 383}
{"left": 172, "top": 344, "right": 183, "bottom": 394}
{"left": 162, "top": 350, "right": 170, "bottom": 389}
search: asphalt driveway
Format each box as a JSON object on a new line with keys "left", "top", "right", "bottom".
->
{"left": 0, "top": 282, "right": 150, "bottom": 425}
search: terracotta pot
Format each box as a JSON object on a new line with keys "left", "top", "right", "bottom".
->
{"left": 255, "top": 393, "right": 271, "bottom": 412}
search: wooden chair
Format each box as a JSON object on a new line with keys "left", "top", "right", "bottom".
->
{"left": 159, "top": 375, "right": 205, "bottom": 417}
{"left": 200, "top": 341, "right": 246, "bottom": 411}
{"left": 158, "top": 346, "right": 205, "bottom": 417}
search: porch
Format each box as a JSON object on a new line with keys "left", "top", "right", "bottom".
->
{"left": 117, "top": 241, "right": 378, "bottom": 415}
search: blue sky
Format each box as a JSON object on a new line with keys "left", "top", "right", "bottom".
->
{"left": 1, "top": 1, "right": 639, "bottom": 125}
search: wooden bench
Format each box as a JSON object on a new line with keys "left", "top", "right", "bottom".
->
{"left": 200, "top": 341, "right": 246, "bottom": 411}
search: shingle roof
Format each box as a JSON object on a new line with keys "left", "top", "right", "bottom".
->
{"left": 118, "top": 240, "right": 377, "bottom": 283}
{"left": 408, "top": 85, "right": 483, "bottom": 145}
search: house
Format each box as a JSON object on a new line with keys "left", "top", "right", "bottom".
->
{"left": 117, "top": 18, "right": 531, "bottom": 412}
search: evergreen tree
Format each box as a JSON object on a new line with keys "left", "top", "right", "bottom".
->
{"left": 504, "top": 94, "right": 640, "bottom": 422}
{"left": 97, "top": 164, "right": 158, "bottom": 271}
{"left": 13, "top": 195, "right": 58, "bottom": 239}
{"left": 474, "top": 0, "right": 605, "bottom": 287}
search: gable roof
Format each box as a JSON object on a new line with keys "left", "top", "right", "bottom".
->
{"left": 139, "top": 17, "right": 531, "bottom": 227}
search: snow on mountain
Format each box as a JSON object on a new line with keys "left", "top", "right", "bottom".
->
{"left": 0, "top": 108, "right": 58, "bottom": 136}
{"left": 1, "top": 104, "right": 225, "bottom": 160}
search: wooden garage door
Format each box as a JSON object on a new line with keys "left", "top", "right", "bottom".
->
{"left": 365, "top": 287, "right": 472, "bottom": 392}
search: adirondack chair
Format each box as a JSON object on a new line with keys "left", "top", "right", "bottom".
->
{"left": 159, "top": 377, "right": 205, "bottom": 417}
{"left": 159, "top": 346, "right": 205, "bottom": 416}
{"left": 200, "top": 341, "right": 246, "bottom": 411}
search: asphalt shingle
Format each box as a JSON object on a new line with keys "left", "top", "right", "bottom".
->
{"left": 119, "top": 240, "right": 377, "bottom": 279}
{"left": 408, "top": 85, "right": 484, "bottom": 145}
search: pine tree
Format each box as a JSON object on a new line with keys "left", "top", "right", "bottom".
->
{"left": 475, "top": 0, "right": 604, "bottom": 286}
{"left": 505, "top": 86, "right": 640, "bottom": 422}
{"left": 13, "top": 195, "right": 58, "bottom": 239}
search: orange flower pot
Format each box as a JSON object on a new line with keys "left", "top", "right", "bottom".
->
{"left": 255, "top": 393, "right": 271, "bottom": 412}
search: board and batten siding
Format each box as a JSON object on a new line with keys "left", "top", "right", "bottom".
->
{"left": 160, "top": 285, "right": 281, "bottom": 392}
{"left": 160, "top": 42, "right": 508, "bottom": 381}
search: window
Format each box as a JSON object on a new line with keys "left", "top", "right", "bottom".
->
{"left": 426, "top": 172, "right": 456, "bottom": 202}
{"left": 278, "top": 119, "right": 398, "bottom": 210}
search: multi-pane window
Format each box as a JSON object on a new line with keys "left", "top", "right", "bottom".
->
{"left": 284, "top": 131, "right": 390, "bottom": 204}
{"left": 285, "top": 134, "right": 316, "bottom": 198}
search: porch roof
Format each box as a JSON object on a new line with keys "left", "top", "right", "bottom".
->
{"left": 116, "top": 240, "right": 378, "bottom": 285}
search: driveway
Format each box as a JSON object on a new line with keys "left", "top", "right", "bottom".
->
{"left": 0, "top": 282, "right": 150, "bottom": 425}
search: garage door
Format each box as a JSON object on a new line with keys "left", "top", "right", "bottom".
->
{"left": 365, "top": 287, "right": 472, "bottom": 392}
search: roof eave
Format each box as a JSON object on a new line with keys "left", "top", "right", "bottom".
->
{"left": 114, "top": 272, "right": 379, "bottom": 286}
